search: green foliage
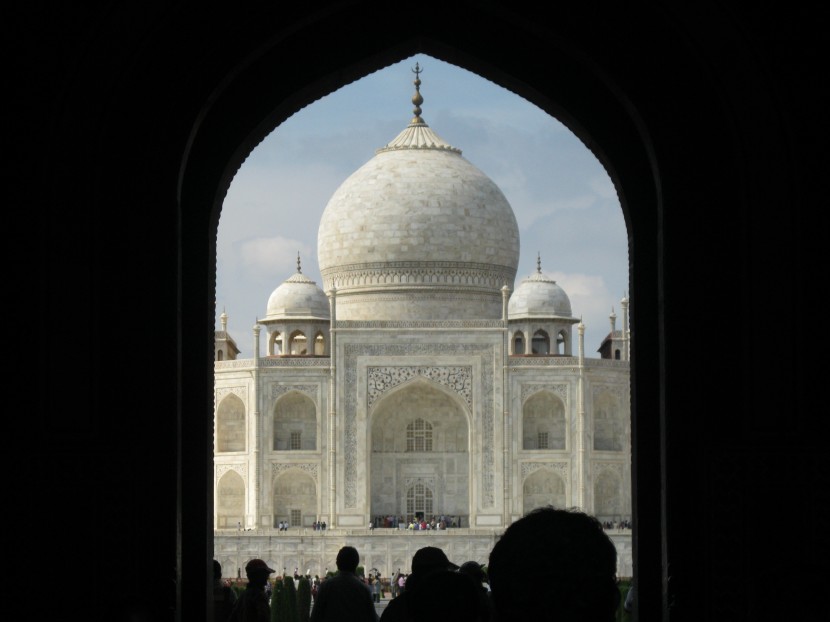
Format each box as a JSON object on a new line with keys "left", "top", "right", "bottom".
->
{"left": 270, "top": 580, "right": 285, "bottom": 622}
{"left": 282, "top": 575, "right": 299, "bottom": 622}
{"left": 297, "top": 576, "right": 312, "bottom": 622}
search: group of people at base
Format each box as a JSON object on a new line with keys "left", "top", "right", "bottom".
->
{"left": 215, "top": 506, "right": 631, "bottom": 622}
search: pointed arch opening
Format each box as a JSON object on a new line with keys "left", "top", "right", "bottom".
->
{"left": 216, "top": 393, "right": 246, "bottom": 453}
{"left": 369, "top": 379, "right": 470, "bottom": 525}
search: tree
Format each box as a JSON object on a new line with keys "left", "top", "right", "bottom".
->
{"left": 270, "top": 580, "right": 285, "bottom": 622}
{"left": 297, "top": 576, "right": 312, "bottom": 622}
{"left": 282, "top": 575, "right": 299, "bottom": 622}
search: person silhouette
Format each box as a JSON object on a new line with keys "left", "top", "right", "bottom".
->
{"left": 487, "top": 507, "right": 621, "bottom": 622}
{"left": 310, "top": 545, "right": 378, "bottom": 622}
{"left": 213, "top": 559, "right": 238, "bottom": 622}
{"left": 228, "top": 559, "right": 275, "bottom": 622}
{"left": 381, "top": 546, "right": 489, "bottom": 622}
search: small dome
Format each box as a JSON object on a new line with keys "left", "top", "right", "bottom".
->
{"left": 265, "top": 272, "right": 330, "bottom": 321}
{"left": 508, "top": 270, "right": 573, "bottom": 319}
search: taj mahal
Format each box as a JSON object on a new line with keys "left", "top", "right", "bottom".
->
{"left": 213, "top": 68, "right": 632, "bottom": 578}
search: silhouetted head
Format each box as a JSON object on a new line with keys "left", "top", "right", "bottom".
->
{"left": 411, "top": 546, "right": 459, "bottom": 576}
{"left": 458, "top": 561, "right": 486, "bottom": 586}
{"left": 336, "top": 546, "right": 360, "bottom": 573}
{"left": 488, "top": 507, "right": 620, "bottom": 622}
{"left": 213, "top": 559, "right": 222, "bottom": 580}
{"left": 245, "top": 559, "right": 275, "bottom": 587}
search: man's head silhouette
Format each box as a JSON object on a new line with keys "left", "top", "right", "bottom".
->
{"left": 488, "top": 507, "right": 620, "bottom": 622}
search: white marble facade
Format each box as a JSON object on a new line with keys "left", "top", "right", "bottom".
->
{"left": 213, "top": 81, "right": 632, "bottom": 575}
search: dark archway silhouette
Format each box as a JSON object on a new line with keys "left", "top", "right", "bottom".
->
{"left": 32, "top": 5, "right": 822, "bottom": 621}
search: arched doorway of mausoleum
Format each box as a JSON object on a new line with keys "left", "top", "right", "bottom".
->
{"left": 369, "top": 379, "right": 470, "bottom": 526}
{"left": 272, "top": 469, "right": 317, "bottom": 528}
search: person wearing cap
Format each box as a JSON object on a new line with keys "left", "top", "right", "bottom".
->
{"left": 381, "top": 546, "right": 489, "bottom": 621}
{"left": 310, "top": 545, "right": 378, "bottom": 622}
{"left": 228, "top": 558, "right": 275, "bottom": 622}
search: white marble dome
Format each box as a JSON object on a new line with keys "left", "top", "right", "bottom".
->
{"left": 317, "top": 115, "right": 520, "bottom": 321}
{"left": 508, "top": 269, "right": 574, "bottom": 319}
{"left": 264, "top": 271, "right": 330, "bottom": 320}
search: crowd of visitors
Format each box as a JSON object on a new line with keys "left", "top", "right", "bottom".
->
{"left": 372, "top": 514, "right": 464, "bottom": 529}
{"left": 214, "top": 506, "right": 629, "bottom": 622}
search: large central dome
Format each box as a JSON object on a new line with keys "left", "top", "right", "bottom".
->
{"left": 317, "top": 69, "right": 520, "bottom": 321}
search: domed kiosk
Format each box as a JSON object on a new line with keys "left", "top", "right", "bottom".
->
{"left": 213, "top": 66, "right": 632, "bottom": 579}
{"left": 260, "top": 255, "right": 330, "bottom": 356}
{"left": 508, "top": 255, "right": 579, "bottom": 355}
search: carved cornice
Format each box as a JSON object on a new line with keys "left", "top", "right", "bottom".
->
{"left": 593, "top": 461, "right": 624, "bottom": 478}
{"left": 258, "top": 358, "right": 330, "bottom": 367}
{"left": 271, "top": 384, "right": 318, "bottom": 403}
{"left": 509, "top": 357, "right": 579, "bottom": 367}
{"left": 216, "top": 463, "right": 247, "bottom": 479}
{"left": 521, "top": 461, "right": 569, "bottom": 480}
{"left": 321, "top": 261, "right": 515, "bottom": 292}
{"left": 336, "top": 319, "right": 502, "bottom": 329}
{"left": 520, "top": 383, "right": 568, "bottom": 405}
{"left": 271, "top": 462, "right": 319, "bottom": 484}
{"left": 368, "top": 366, "right": 472, "bottom": 410}
{"left": 215, "top": 386, "right": 247, "bottom": 407}
{"left": 403, "top": 476, "right": 436, "bottom": 490}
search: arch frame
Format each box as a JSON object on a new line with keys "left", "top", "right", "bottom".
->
{"left": 179, "top": 10, "right": 664, "bottom": 618}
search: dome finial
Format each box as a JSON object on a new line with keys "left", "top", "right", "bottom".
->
{"left": 297, "top": 251, "right": 302, "bottom": 274}
{"left": 537, "top": 252, "right": 542, "bottom": 274}
{"left": 411, "top": 62, "right": 424, "bottom": 124}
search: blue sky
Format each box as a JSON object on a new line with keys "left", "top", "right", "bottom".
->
{"left": 216, "top": 55, "right": 629, "bottom": 357}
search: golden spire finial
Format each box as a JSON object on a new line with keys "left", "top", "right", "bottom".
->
{"left": 411, "top": 62, "right": 424, "bottom": 124}
{"left": 297, "top": 251, "right": 302, "bottom": 274}
{"left": 537, "top": 252, "right": 542, "bottom": 274}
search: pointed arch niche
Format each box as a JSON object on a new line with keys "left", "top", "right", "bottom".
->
{"left": 369, "top": 379, "right": 470, "bottom": 521}
{"left": 216, "top": 470, "right": 245, "bottom": 528}
{"left": 216, "top": 393, "right": 246, "bottom": 453}
{"left": 273, "top": 391, "right": 317, "bottom": 451}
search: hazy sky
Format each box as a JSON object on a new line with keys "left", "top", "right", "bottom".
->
{"left": 216, "top": 55, "right": 629, "bottom": 357}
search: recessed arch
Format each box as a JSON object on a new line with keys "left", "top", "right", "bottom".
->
{"left": 522, "top": 390, "right": 566, "bottom": 450}
{"left": 216, "top": 470, "right": 245, "bottom": 529}
{"left": 273, "top": 391, "right": 317, "bottom": 451}
{"left": 272, "top": 469, "right": 317, "bottom": 528}
{"left": 369, "top": 378, "right": 470, "bottom": 522}
{"left": 216, "top": 393, "right": 246, "bottom": 453}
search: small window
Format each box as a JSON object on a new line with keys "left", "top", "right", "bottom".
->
{"left": 290, "top": 431, "right": 301, "bottom": 450}
{"left": 290, "top": 509, "right": 301, "bottom": 527}
{"left": 406, "top": 418, "right": 433, "bottom": 452}
{"left": 537, "top": 432, "right": 549, "bottom": 449}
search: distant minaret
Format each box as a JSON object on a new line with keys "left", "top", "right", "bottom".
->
{"left": 621, "top": 293, "right": 630, "bottom": 361}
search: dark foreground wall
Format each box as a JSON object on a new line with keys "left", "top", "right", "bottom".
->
{"left": 16, "top": 3, "right": 825, "bottom": 621}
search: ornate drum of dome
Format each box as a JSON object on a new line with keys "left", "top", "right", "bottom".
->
{"left": 317, "top": 76, "right": 520, "bottom": 321}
